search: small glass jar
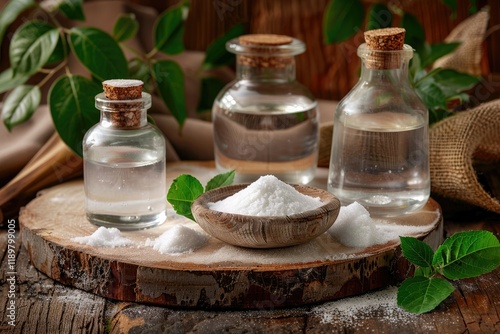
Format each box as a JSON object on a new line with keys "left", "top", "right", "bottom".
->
{"left": 83, "top": 91, "right": 167, "bottom": 229}
{"left": 328, "top": 43, "right": 430, "bottom": 217}
{"left": 213, "top": 34, "right": 319, "bottom": 184}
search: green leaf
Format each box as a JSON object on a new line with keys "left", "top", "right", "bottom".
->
{"left": 147, "top": 114, "right": 156, "bottom": 125}
{"left": 0, "top": 68, "right": 29, "bottom": 94}
{"left": 46, "top": 32, "right": 68, "bottom": 65}
{"left": 113, "top": 13, "right": 139, "bottom": 42}
{"left": 429, "top": 108, "right": 454, "bottom": 125}
{"left": 397, "top": 276, "right": 455, "bottom": 314}
{"left": 2, "top": 85, "right": 40, "bottom": 131}
{"left": 420, "top": 42, "right": 460, "bottom": 68}
{"left": 415, "top": 81, "right": 447, "bottom": 111}
{"left": 432, "top": 230, "right": 500, "bottom": 280}
{"left": 401, "top": 13, "right": 425, "bottom": 55}
{"left": 167, "top": 174, "right": 204, "bottom": 221}
{"left": 69, "top": 27, "right": 128, "bottom": 82}
{"left": 409, "top": 53, "right": 427, "bottom": 83}
{"left": 429, "top": 69, "right": 479, "bottom": 97}
{"left": 400, "top": 236, "right": 435, "bottom": 268}
{"left": 128, "top": 58, "right": 152, "bottom": 91}
{"left": 197, "top": 77, "right": 226, "bottom": 113}
{"left": 441, "top": 0, "right": 458, "bottom": 19}
{"left": 203, "top": 23, "right": 245, "bottom": 70}
{"left": 49, "top": 75, "right": 102, "bottom": 156}
{"left": 0, "top": 0, "right": 36, "bottom": 45}
{"left": 153, "top": 60, "right": 186, "bottom": 128}
{"left": 56, "top": 0, "right": 85, "bottom": 21}
{"left": 468, "top": 0, "right": 478, "bottom": 14}
{"left": 154, "top": 2, "right": 188, "bottom": 55}
{"left": 366, "top": 3, "right": 392, "bottom": 31}
{"left": 323, "top": 0, "right": 364, "bottom": 44}
{"left": 205, "top": 170, "right": 235, "bottom": 192}
{"left": 9, "top": 21, "right": 59, "bottom": 75}
{"left": 414, "top": 266, "right": 434, "bottom": 278}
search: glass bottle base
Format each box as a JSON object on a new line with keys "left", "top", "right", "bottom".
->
{"left": 328, "top": 187, "right": 429, "bottom": 217}
{"left": 86, "top": 211, "right": 166, "bottom": 230}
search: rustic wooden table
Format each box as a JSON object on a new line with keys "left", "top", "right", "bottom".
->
{"left": 1, "top": 163, "right": 499, "bottom": 334}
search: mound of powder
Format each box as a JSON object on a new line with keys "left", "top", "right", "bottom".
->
{"left": 208, "top": 175, "right": 323, "bottom": 216}
{"left": 71, "top": 227, "right": 133, "bottom": 247}
{"left": 328, "top": 202, "right": 377, "bottom": 248}
{"left": 146, "top": 225, "right": 208, "bottom": 255}
{"left": 329, "top": 202, "right": 437, "bottom": 248}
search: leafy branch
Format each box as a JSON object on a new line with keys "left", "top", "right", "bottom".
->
{"left": 323, "top": 0, "right": 481, "bottom": 124}
{"left": 167, "top": 169, "right": 235, "bottom": 221}
{"left": 0, "top": 0, "right": 244, "bottom": 156}
{"left": 397, "top": 230, "right": 500, "bottom": 314}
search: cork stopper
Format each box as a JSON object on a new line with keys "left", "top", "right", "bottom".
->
{"left": 236, "top": 34, "right": 296, "bottom": 69}
{"left": 103, "top": 79, "right": 143, "bottom": 100}
{"left": 364, "top": 28, "right": 405, "bottom": 51}
{"left": 101, "top": 79, "right": 144, "bottom": 128}
{"left": 239, "top": 34, "right": 293, "bottom": 46}
{"left": 363, "top": 28, "right": 406, "bottom": 69}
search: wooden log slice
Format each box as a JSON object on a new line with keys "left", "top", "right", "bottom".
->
{"left": 19, "top": 165, "right": 443, "bottom": 310}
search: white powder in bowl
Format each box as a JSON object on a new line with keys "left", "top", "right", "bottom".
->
{"left": 71, "top": 226, "right": 133, "bottom": 247}
{"left": 208, "top": 175, "right": 323, "bottom": 216}
{"left": 146, "top": 225, "right": 208, "bottom": 255}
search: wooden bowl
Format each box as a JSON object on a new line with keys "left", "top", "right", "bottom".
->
{"left": 191, "top": 184, "right": 341, "bottom": 248}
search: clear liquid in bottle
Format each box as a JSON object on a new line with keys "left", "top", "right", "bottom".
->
{"left": 83, "top": 82, "right": 167, "bottom": 230}
{"left": 214, "top": 101, "right": 319, "bottom": 184}
{"left": 84, "top": 146, "right": 166, "bottom": 229}
{"left": 328, "top": 111, "right": 430, "bottom": 216}
{"left": 213, "top": 34, "right": 319, "bottom": 184}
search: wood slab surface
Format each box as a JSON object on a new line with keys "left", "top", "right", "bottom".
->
{"left": 18, "top": 164, "right": 443, "bottom": 309}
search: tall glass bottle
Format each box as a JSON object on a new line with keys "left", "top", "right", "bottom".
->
{"left": 83, "top": 80, "right": 167, "bottom": 229}
{"left": 328, "top": 28, "right": 430, "bottom": 217}
{"left": 213, "top": 34, "right": 319, "bottom": 184}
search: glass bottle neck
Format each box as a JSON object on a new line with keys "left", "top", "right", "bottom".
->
{"left": 100, "top": 109, "right": 148, "bottom": 129}
{"left": 236, "top": 55, "right": 296, "bottom": 81}
{"left": 357, "top": 43, "right": 414, "bottom": 85}
{"left": 95, "top": 92, "right": 151, "bottom": 129}
{"left": 359, "top": 58, "right": 411, "bottom": 84}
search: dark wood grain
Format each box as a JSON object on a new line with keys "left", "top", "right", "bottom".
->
{"left": 1, "top": 227, "right": 499, "bottom": 334}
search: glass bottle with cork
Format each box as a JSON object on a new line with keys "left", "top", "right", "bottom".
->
{"left": 83, "top": 79, "right": 167, "bottom": 229}
{"left": 328, "top": 28, "right": 430, "bottom": 217}
{"left": 213, "top": 34, "right": 319, "bottom": 184}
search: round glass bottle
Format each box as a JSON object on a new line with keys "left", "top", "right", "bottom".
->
{"left": 213, "top": 34, "right": 319, "bottom": 184}
{"left": 328, "top": 29, "right": 430, "bottom": 217}
{"left": 83, "top": 80, "right": 167, "bottom": 229}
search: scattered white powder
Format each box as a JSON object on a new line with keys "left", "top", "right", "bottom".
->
{"left": 311, "top": 286, "right": 420, "bottom": 328}
{"left": 71, "top": 227, "right": 133, "bottom": 247}
{"left": 208, "top": 175, "right": 323, "bottom": 216}
{"left": 329, "top": 202, "right": 438, "bottom": 248}
{"left": 146, "top": 225, "right": 208, "bottom": 255}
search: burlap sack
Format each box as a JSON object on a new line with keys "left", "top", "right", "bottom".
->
{"left": 432, "top": 6, "right": 489, "bottom": 76}
{"left": 429, "top": 100, "right": 500, "bottom": 213}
